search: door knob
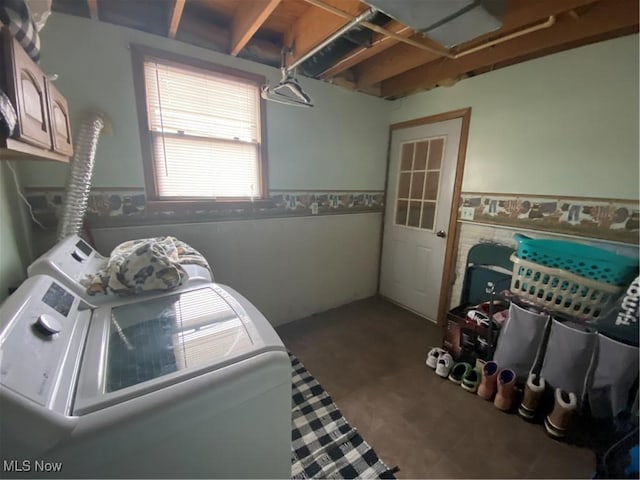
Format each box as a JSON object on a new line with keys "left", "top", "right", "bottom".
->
{"left": 436, "top": 230, "right": 446, "bottom": 238}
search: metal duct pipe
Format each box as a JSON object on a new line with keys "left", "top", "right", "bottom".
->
{"left": 286, "top": 7, "right": 378, "bottom": 72}
{"left": 303, "top": 0, "right": 556, "bottom": 61}
{"left": 57, "top": 112, "right": 106, "bottom": 241}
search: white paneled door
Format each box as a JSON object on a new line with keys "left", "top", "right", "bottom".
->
{"left": 380, "top": 118, "right": 463, "bottom": 322}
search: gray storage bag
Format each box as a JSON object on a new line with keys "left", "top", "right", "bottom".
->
{"left": 540, "top": 318, "right": 597, "bottom": 407}
{"left": 493, "top": 302, "right": 549, "bottom": 378}
{"left": 588, "top": 333, "right": 639, "bottom": 418}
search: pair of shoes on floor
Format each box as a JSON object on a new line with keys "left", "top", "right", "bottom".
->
{"left": 517, "top": 372, "right": 578, "bottom": 439}
{"left": 426, "top": 348, "right": 480, "bottom": 392}
{"left": 426, "top": 347, "right": 456, "bottom": 378}
{"left": 426, "top": 347, "right": 447, "bottom": 369}
{"left": 427, "top": 347, "right": 458, "bottom": 377}
{"left": 447, "top": 362, "right": 481, "bottom": 393}
{"left": 477, "top": 361, "right": 516, "bottom": 411}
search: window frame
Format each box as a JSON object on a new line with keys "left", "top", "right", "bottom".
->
{"left": 130, "top": 44, "right": 270, "bottom": 209}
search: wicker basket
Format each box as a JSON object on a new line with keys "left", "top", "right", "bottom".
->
{"left": 509, "top": 254, "right": 622, "bottom": 320}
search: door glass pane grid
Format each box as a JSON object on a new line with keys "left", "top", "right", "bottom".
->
{"left": 395, "top": 140, "right": 416, "bottom": 226}
{"left": 395, "top": 137, "right": 445, "bottom": 230}
{"left": 420, "top": 136, "right": 446, "bottom": 230}
{"left": 398, "top": 141, "right": 416, "bottom": 227}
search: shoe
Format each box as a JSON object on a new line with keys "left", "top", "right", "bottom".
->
{"left": 494, "top": 369, "right": 516, "bottom": 411}
{"left": 518, "top": 373, "right": 546, "bottom": 420}
{"left": 477, "top": 361, "right": 499, "bottom": 400}
{"left": 426, "top": 347, "right": 446, "bottom": 369}
{"left": 435, "top": 353, "right": 454, "bottom": 378}
{"left": 448, "top": 362, "right": 472, "bottom": 384}
{"left": 466, "top": 309, "right": 490, "bottom": 328}
{"left": 544, "top": 388, "right": 577, "bottom": 439}
{"left": 461, "top": 368, "right": 481, "bottom": 393}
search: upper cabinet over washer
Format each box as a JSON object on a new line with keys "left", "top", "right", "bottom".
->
{"left": 1, "top": 28, "right": 72, "bottom": 162}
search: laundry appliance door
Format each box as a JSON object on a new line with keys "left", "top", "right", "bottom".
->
{"left": 74, "top": 284, "right": 274, "bottom": 415}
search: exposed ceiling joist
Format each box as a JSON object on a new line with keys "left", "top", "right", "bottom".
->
{"left": 354, "top": 0, "right": 602, "bottom": 88}
{"left": 319, "top": 20, "right": 413, "bottom": 79}
{"left": 168, "top": 0, "right": 185, "bottom": 39}
{"left": 230, "top": 0, "right": 282, "bottom": 56}
{"left": 493, "top": 0, "right": 598, "bottom": 31}
{"left": 330, "top": 75, "right": 381, "bottom": 97}
{"left": 381, "top": 0, "right": 639, "bottom": 98}
{"left": 87, "top": 0, "right": 98, "bottom": 20}
{"left": 284, "top": 0, "right": 362, "bottom": 67}
{"left": 51, "top": 0, "right": 638, "bottom": 100}
{"left": 355, "top": 39, "right": 441, "bottom": 88}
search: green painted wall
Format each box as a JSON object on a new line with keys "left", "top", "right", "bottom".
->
{"left": 0, "top": 163, "right": 33, "bottom": 303}
{"left": 391, "top": 34, "right": 640, "bottom": 200}
{"left": 20, "top": 13, "right": 391, "bottom": 191}
{"left": 8, "top": 13, "right": 391, "bottom": 323}
{"left": 5, "top": 15, "right": 638, "bottom": 316}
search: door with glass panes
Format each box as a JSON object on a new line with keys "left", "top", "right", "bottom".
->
{"left": 380, "top": 118, "right": 462, "bottom": 322}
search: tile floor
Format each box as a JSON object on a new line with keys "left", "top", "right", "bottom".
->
{"left": 277, "top": 296, "right": 596, "bottom": 479}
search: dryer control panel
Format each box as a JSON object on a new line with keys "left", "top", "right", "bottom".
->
{"left": 28, "top": 234, "right": 107, "bottom": 294}
{"left": 0, "top": 275, "right": 90, "bottom": 414}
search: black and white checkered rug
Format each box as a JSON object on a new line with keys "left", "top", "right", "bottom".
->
{"left": 290, "top": 353, "right": 397, "bottom": 479}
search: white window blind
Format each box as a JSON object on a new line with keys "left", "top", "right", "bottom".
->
{"left": 143, "top": 58, "right": 262, "bottom": 199}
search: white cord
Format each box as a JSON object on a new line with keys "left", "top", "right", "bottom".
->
{"left": 6, "top": 161, "right": 46, "bottom": 229}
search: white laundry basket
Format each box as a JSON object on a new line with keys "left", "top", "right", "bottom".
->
{"left": 509, "top": 254, "right": 622, "bottom": 320}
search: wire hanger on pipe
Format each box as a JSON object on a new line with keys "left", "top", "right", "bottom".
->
{"left": 261, "top": 49, "right": 314, "bottom": 108}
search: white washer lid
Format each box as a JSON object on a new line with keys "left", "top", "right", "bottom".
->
{"left": 73, "top": 284, "right": 283, "bottom": 414}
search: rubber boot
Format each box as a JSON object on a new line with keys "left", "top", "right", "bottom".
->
{"left": 544, "top": 388, "right": 577, "bottom": 439}
{"left": 494, "top": 369, "right": 516, "bottom": 411}
{"left": 477, "top": 361, "right": 499, "bottom": 400}
{"left": 518, "top": 373, "right": 546, "bottom": 420}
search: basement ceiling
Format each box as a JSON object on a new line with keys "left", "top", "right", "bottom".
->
{"left": 52, "top": 0, "right": 639, "bottom": 99}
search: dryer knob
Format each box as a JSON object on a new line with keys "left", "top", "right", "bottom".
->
{"left": 34, "top": 314, "right": 62, "bottom": 336}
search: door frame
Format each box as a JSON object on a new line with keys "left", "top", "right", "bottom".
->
{"left": 377, "top": 107, "right": 472, "bottom": 326}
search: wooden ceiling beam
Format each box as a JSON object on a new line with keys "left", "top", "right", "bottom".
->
{"left": 230, "top": 0, "right": 282, "bottom": 56}
{"left": 168, "top": 0, "right": 185, "bottom": 39}
{"left": 355, "top": 38, "right": 442, "bottom": 88}
{"left": 470, "top": 24, "right": 638, "bottom": 76}
{"left": 486, "top": 0, "right": 599, "bottom": 36}
{"left": 381, "top": 0, "right": 639, "bottom": 98}
{"left": 175, "top": 10, "right": 281, "bottom": 66}
{"left": 319, "top": 20, "right": 414, "bottom": 79}
{"left": 284, "top": 0, "right": 362, "bottom": 67}
{"left": 87, "top": 0, "right": 98, "bottom": 20}
{"left": 354, "top": 0, "right": 601, "bottom": 88}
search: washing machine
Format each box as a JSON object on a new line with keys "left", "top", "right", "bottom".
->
{"left": 27, "top": 234, "right": 213, "bottom": 306}
{"left": 0, "top": 275, "right": 292, "bottom": 478}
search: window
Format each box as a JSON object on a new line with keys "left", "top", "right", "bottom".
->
{"left": 395, "top": 138, "right": 444, "bottom": 230}
{"left": 131, "top": 45, "right": 268, "bottom": 205}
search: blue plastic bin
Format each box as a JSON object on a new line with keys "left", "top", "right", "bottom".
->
{"left": 513, "top": 234, "right": 638, "bottom": 286}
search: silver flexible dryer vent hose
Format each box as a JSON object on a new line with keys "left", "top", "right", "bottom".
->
{"left": 57, "top": 112, "right": 106, "bottom": 240}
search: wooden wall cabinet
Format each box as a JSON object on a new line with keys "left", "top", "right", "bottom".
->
{"left": 46, "top": 80, "right": 73, "bottom": 156}
{"left": 1, "top": 29, "right": 72, "bottom": 162}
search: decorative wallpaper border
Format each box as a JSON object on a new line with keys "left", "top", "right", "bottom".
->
{"left": 25, "top": 188, "right": 385, "bottom": 228}
{"left": 459, "top": 192, "right": 639, "bottom": 245}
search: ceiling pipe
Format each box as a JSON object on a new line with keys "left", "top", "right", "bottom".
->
{"left": 286, "top": 6, "right": 378, "bottom": 72}
{"left": 452, "top": 15, "right": 556, "bottom": 59}
{"left": 302, "top": 0, "right": 449, "bottom": 56}
{"left": 302, "top": 0, "right": 557, "bottom": 64}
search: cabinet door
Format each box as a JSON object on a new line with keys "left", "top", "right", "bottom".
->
{"left": 46, "top": 80, "right": 73, "bottom": 156}
{"left": 6, "top": 35, "right": 51, "bottom": 149}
